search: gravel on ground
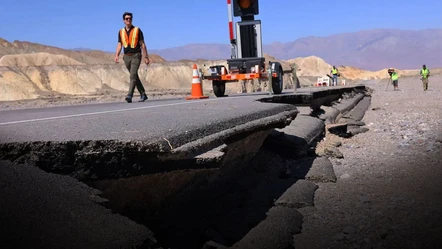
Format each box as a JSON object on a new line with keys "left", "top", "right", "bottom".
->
{"left": 295, "top": 75, "right": 442, "bottom": 249}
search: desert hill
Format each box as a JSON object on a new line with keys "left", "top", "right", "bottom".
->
{"left": 284, "top": 55, "right": 438, "bottom": 80}
{"left": 0, "top": 38, "right": 438, "bottom": 104}
{"left": 286, "top": 56, "right": 332, "bottom": 76}
{"left": 0, "top": 52, "right": 85, "bottom": 67}
{"left": 0, "top": 39, "right": 166, "bottom": 65}
{"left": 0, "top": 38, "right": 300, "bottom": 102}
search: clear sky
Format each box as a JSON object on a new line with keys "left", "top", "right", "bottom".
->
{"left": 1, "top": 0, "right": 441, "bottom": 52}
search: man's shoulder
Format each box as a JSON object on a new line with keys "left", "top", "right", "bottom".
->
{"left": 135, "top": 27, "right": 144, "bottom": 39}
{"left": 133, "top": 26, "right": 143, "bottom": 33}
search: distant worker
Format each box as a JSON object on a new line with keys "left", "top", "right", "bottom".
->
{"left": 291, "top": 63, "right": 300, "bottom": 92}
{"left": 390, "top": 69, "right": 399, "bottom": 91}
{"left": 199, "top": 68, "right": 204, "bottom": 84}
{"left": 420, "top": 64, "right": 431, "bottom": 91}
{"left": 114, "top": 12, "right": 150, "bottom": 103}
{"left": 330, "top": 66, "right": 339, "bottom": 86}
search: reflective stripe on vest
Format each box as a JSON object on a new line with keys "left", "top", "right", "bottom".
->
{"left": 391, "top": 72, "right": 398, "bottom": 81}
{"left": 332, "top": 68, "right": 338, "bottom": 74}
{"left": 421, "top": 68, "right": 429, "bottom": 78}
{"left": 120, "top": 27, "right": 140, "bottom": 48}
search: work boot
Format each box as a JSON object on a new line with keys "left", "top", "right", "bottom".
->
{"left": 138, "top": 93, "right": 148, "bottom": 102}
{"left": 125, "top": 95, "right": 132, "bottom": 103}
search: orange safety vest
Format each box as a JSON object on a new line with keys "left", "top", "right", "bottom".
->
{"left": 120, "top": 27, "right": 140, "bottom": 48}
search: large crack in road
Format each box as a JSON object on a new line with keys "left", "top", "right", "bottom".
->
{"left": 0, "top": 87, "right": 370, "bottom": 249}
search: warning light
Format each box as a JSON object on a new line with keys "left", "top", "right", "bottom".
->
{"left": 233, "top": 0, "right": 259, "bottom": 17}
{"left": 238, "top": 0, "right": 252, "bottom": 9}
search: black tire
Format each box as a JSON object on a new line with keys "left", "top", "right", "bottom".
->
{"left": 212, "top": 80, "right": 226, "bottom": 97}
{"left": 271, "top": 63, "right": 283, "bottom": 94}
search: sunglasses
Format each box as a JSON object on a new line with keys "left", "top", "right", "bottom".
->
{"left": 125, "top": 17, "right": 132, "bottom": 21}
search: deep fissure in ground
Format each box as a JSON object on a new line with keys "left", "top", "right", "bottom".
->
{"left": 0, "top": 90, "right": 370, "bottom": 249}
{"left": 0, "top": 130, "right": 324, "bottom": 249}
{"left": 91, "top": 142, "right": 321, "bottom": 249}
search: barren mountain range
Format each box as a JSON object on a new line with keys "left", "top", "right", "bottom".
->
{"left": 0, "top": 28, "right": 440, "bottom": 105}
{"left": 150, "top": 28, "right": 442, "bottom": 70}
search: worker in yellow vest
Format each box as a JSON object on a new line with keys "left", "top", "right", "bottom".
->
{"left": 390, "top": 70, "right": 399, "bottom": 91}
{"left": 420, "top": 64, "right": 431, "bottom": 91}
{"left": 330, "top": 66, "right": 339, "bottom": 86}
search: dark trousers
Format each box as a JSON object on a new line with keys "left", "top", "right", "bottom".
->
{"left": 332, "top": 74, "right": 338, "bottom": 86}
{"left": 422, "top": 78, "right": 429, "bottom": 91}
{"left": 123, "top": 52, "right": 145, "bottom": 97}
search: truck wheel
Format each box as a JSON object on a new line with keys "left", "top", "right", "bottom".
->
{"left": 271, "top": 63, "right": 283, "bottom": 94}
{"left": 212, "top": 80, "right": 226, "bottom": 97}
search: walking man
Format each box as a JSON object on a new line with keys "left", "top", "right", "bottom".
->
{"left": 115, "top": 12, "right": 150, "bottom": 103}
{"left": 420, "top": 64, "right": 430, "bottom": 91}
{"left": 330, "top": 66, "right": 339, "bottom": 86}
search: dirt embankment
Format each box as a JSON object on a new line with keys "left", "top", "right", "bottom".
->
{"left": 1, "top": 38, "right": 440, "bottom": 104}
{"left": 0, "top": 52, "right": 298, "bottom": 103}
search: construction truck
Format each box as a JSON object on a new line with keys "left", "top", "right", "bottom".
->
{"left": 204, "top": 0, "right": 291, "bottom": 97}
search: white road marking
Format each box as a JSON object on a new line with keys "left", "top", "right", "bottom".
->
{"left": 0, "top": 96, "right": 255, "bottom": 126}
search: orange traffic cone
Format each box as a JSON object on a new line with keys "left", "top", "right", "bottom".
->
{"left": 186, "top": 64, "right": 209, "bottom": 100}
